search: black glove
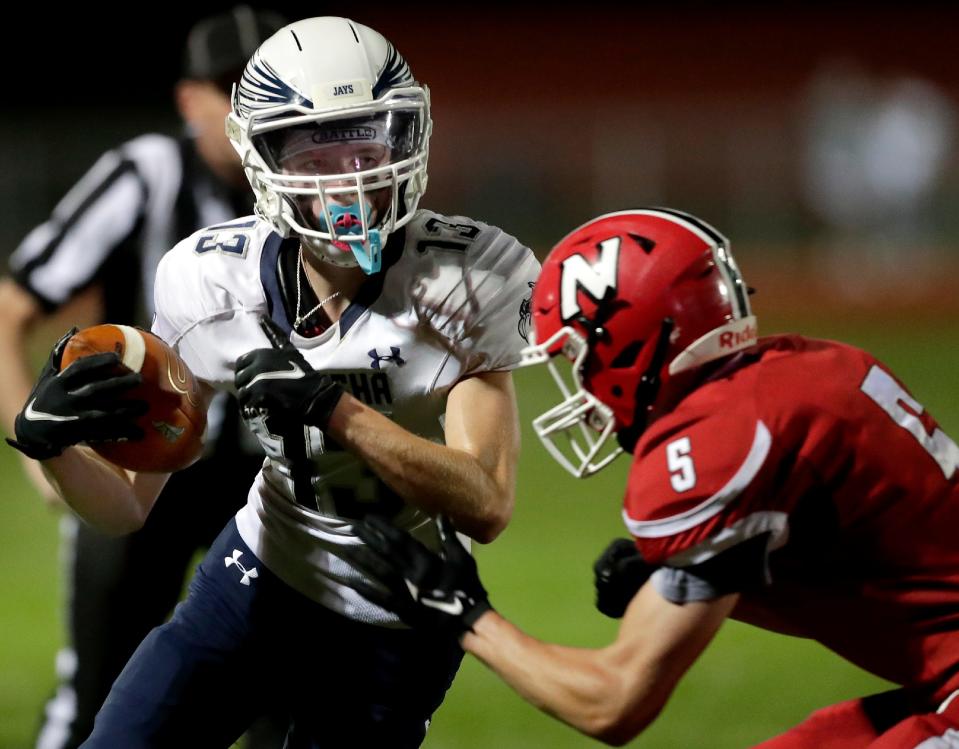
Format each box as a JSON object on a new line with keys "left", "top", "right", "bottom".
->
{"left": 593, "top": 538, "right": 654, "bottom": 619}
{"left": 342, "top": 515, "right": 492, "bottom": 635}
{"left": 234, "top": 316, "right": 344, "bottom": 429}
{"left": 6, "top": 328, "right": 147, "bottom": 461}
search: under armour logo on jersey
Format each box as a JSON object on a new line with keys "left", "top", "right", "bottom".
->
{"left": 369, "top": 347, "right": 406, "bottom": 369}
{"left": 224, "top": 549, "right": 259, "bottom": 586}
{"left": 560, "top": 236, "right": 620, "bottom": 321}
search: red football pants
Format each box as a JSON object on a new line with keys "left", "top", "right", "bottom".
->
{"left": 752, "top": 687, "right": 959, "bottom": 748}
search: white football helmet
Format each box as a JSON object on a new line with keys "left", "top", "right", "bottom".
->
{"left": 227, "top": 17, "right": 431, "bottom": 274}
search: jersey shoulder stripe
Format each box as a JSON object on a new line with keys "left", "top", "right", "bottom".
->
{"left": 624, "top": 419, "right": 772, "bottom": 538}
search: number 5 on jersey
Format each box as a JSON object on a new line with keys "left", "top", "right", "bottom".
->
{"left": 861, "top": 365, "right": 959, "bottom": 480}
{"left": 667, "top": 437, "right": 698, "bottom": 493}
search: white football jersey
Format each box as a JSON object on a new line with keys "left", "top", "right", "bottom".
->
{"left": 153, "top": 210, "right": 539, "bottom": 625}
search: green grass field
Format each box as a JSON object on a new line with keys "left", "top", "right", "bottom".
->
{"left": 1, "top": 312, "right": 956, "bottom": 748}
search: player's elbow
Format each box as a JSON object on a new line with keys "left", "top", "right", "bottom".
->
{"left": 106, "top": 519, "right": 145, "bottom": 537}
{"left": 470, "top": 493, "right": 514, "bottom": 544}
{"left": 93, "top": 501, "right": 151, "bottom": 537}
{"left": 464, "top": 518, "right": 501, "bottom": 545}
{"left": 81, "top": 475, "right": 160, "bottom": 537}
{"left": 475, "top": 511, "right": 508, "bottom": 544}
{"left": 581, "top": 670, "right": 662, "bottom": 745}
{"left": 593, "top": 711, "right": 657, "bottom": 746}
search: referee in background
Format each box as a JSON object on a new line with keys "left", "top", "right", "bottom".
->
{"left": 0, "top": 8, "right": 285, "bottom": 749}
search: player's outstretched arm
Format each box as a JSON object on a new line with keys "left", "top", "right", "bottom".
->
{"left": 0, "top": 278, "right": 46, "bottom": 437}
{"left": 344, "top": 514, "right": 737, "bottom": 745}
{"left": 0, "top": 277, "right": 70, "bottom": 506}
{"left": 463, "top": 583, "right": 737, "bottom": 745}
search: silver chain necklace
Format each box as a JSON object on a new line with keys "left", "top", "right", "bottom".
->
{"left": 294, "top": 246, "right": 340, "bottom": 331}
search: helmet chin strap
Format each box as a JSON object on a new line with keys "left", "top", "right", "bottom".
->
{"left": 616, "top": 317, "right": 675, "bottom": 453}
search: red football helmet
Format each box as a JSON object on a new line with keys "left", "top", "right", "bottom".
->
{"left": 520, "top": 208, "right": 757, "bottom": 477}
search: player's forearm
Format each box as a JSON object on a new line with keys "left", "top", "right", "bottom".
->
{"left": 0, "top": 293, "right": 68, "bottom": 504}
{"left": 328, "top": 395, "right": 511, "bottom": 542}
{"left": 41, "top": 447, "right": 167, "bottom": 536}
{"left": 0, "top": 321, "right": 38, "bottom": 436}
{"left": 462, "top": 611, "right": 659, "bottom": 745}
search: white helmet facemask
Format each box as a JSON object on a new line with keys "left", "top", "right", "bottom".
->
{"left": 247, "top": 103, "right": 427, "bottom": 273}
{"left": 518, "top": 327, "right": 622, "bottom": 479}
{"left": 227, "top": 17, "right": 431, "bottom": 274}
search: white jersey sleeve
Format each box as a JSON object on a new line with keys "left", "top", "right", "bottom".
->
{"left": 152, "top": 218, "right": 274, "bottom": 390}
{"left": 460, "top": 220, "right": 539, "bottom": 374}
{"left": 399, "top": 211, "right": 540, "bottom": 378}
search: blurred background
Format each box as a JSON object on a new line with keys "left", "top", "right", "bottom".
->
{"left": 2, "top": 3, "right": 957, "bottom": 747}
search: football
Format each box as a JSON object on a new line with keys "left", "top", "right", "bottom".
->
{"left": 59, "top": 324, "right": 206, "bottom": 472}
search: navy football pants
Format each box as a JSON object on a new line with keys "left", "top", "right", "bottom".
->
{"left": 80, "top": 520, "right": 464, "bottom": 748}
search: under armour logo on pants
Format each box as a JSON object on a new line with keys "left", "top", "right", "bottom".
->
{"left": 224, "top": 549, "right": 259, "bottom": 585}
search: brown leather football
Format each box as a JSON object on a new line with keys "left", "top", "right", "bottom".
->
{"left": 59, "top": 324, "right": 206, "bottom": 472}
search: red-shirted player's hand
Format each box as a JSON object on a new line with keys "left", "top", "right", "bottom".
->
{"left": 593, "top": 538, "right": 654, "bottom": 618}
{"left": 341, "top": 515, "right": 492, "bottom": 635}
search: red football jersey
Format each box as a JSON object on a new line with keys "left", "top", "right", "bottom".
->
{"left": 623, "top": 335, "right": 959, "bottom": 695}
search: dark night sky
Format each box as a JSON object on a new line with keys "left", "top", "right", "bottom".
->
{"left": 8, "top": 3, "right": 958, "bottom": 110}
{"left": 8, "top": 4, "right": 304, "bottom": 108}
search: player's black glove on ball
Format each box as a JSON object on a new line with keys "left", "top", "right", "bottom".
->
{"left": 593, "top": 538, "right": 654, "bottom": 618}
{"left": 6, "top": 328, "right": 147, "bottom": 461}
{"left": 235, "top": 316, "right": 344, "bottom": 430}
{"left": 342, "top": 515, "right": 493, "bottom": 636}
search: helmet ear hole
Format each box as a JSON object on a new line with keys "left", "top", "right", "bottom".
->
{"left": 610, "top": 340, "right": 645, "bottom": 369}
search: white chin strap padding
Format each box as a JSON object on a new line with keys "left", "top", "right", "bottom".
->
{"left": 668, "top": 315, "right": 758, "bottom": 376}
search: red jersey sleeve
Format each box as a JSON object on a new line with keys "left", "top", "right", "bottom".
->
{"left": 622, "top": 398, "right": 790, "bottom": 585}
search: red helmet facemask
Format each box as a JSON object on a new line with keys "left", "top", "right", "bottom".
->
{"left": 519, "top": 208, "right": 757, "bottom": 477}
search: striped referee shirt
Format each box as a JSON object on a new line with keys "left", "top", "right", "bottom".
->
{"left": 9, "top": 133, "right": 251, "bottom": 327}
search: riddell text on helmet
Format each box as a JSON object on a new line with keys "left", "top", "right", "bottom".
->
{"left": 720, "top": 323, "right": 757, "bottom": 350}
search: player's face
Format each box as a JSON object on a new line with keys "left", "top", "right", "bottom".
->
{"left": 275, "top": 140, "right": 393, "bottom": 236}
{"left": 277, "top": 142, "right": 391, "bottom": 178}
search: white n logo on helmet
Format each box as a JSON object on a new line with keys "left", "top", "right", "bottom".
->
{"left": 560, "top": 237, "right": 620, "bottom": 321}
